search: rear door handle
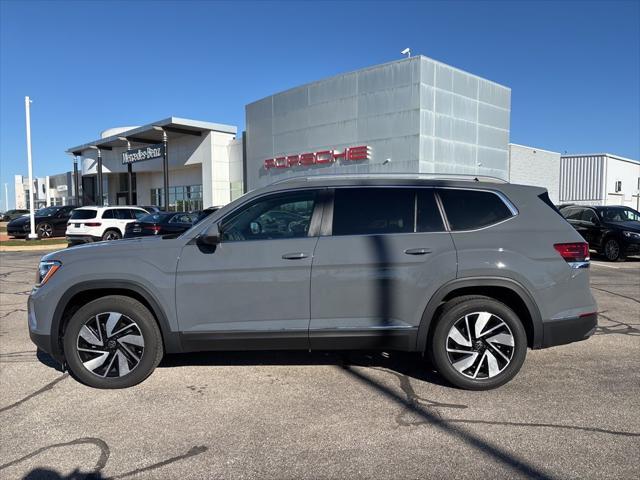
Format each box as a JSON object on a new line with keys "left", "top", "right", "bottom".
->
{"left": 404, "top": 248, "right": 431, "bottom": 255}
{"left": 282, "top": 252, "right": 309, "bottom": 260}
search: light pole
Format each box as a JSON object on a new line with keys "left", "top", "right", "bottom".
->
{"left": 25, "top": 96, "right": 37, "bottom": 240}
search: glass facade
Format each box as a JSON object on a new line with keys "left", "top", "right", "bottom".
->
{"left": 151, "top": 184, "right": 203, "bottom": 212}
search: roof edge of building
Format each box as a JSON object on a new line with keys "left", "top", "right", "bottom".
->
{"left": 509, "top": 143, "right": 561, "bottom": 155}
{"left": 561, "top": 153, "right": 640, "bottom": 164}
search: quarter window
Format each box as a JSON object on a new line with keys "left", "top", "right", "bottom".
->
{"left": 222, "top": 191, "right": 317, "bottom": 241}
{"left": 438, "top": 189, "right": 513, "bottom": 231}
{"left": 332, "top": 188, "right": 414, "bottom": 236}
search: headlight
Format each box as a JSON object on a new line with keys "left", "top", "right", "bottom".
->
{"left": 36, "top": 260, "right": 61, "bottom": 286}
{"left": 622, "top": 231, "right": 640, "bottom": 240}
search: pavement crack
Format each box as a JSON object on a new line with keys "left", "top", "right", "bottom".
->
{"left": 112, "top": 445, "right": 208, "bottom": 479}
{"left": 0, "top": 437, "right": 109, "bottom": 473}
{"left": 591, "top": 286, "right": 640, "bottom": 304}
{"left": 0, "top": 373, "right": 68, "bottom": 413}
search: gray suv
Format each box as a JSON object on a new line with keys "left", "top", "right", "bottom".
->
{"left": 28, "top": 175, "right": 597, "bottom": 390}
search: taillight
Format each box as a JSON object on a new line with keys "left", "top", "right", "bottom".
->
{"left": 150, "top": 225, "right": 161, "bottom": 234}
{"left": 554, "top": 242, "right": 589, "bottom": 265}
{"left": 85, "top": 222, "right": 102, "bottom": 227}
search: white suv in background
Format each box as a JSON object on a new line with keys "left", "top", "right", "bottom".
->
{"left": 66, "top": 206, "right": 149, "bottom": 244}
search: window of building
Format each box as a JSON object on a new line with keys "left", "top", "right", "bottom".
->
{"left": 438, "top": 189, "right": 514, "bottom": 231}
{"left": 221, "top": 191, "right": 317, "bottom": 242}
{"left": 332, "top": 188, "right": 414, "bottom": 236}
{"left": 151, "top": 184, "right": 203, "bottom": 212}
{"left": 615, "top": 181, "right": 622, "bottom": 193}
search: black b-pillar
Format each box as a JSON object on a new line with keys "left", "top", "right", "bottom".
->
{"left": 162, "top": 130, "right": 169, "bottom": 211}
{"left": 97, "top": 148, "right": 104, "bottom": 206}
{"left": 73, "top": 155, "right": 80, "bottom": 206}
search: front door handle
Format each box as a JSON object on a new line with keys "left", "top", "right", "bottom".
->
{"left": 404, "top": 248, "right": 431, "bottom": 255}
{"left": 282, "top": 252, "right": 309, "bottom": 260}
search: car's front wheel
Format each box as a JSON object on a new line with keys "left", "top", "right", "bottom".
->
{"left": 430, "top": 295, "right": 527, "bottom": 390}
{"left": 63, "top": 295, "right": 163, "bottom": 388}
{"left": 603, "top": 238, "right": 625, "bottom": 261}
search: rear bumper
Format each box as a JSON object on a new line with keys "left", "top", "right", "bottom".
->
{"left": 541, "top": 313, "right": 597, "bottom": 348}
{"left": 66, "top": 234, "right": 101, "bottom": 244}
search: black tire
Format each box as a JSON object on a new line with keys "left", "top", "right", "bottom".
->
{"left": 430, "top": 295, "right": 527, "bottom": 390}
{"left": 63, "top": 295, "right": 163, "bottom": 389}
{"left": 102, "top": 229, "right": 122, "bottom": 241}
{"left": 36, "top": 222, "right": 54, "bottom": 239}
{"left": 603, "top": 238, "right": 625, "bottom": 262}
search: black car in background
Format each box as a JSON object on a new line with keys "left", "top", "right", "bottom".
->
{"left": 1, "top": 209, "right": 29, "bottom": 222}
{"left": 560, "top": 205, "right": 640, "bottom": 261}
{"left": 124, "top": 212, "right": 197, "bottom": 238}
{"left": 194, "top": 206, "right": 221, "bottom": 224}
{"left": 7, "top": 205, "right": 76, "bottom": 238}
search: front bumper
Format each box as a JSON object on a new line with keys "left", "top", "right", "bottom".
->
{"left": 541, "top": 312, "right": 597, "bottom": 348}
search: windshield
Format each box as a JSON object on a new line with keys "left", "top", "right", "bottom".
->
{"left": 35, "top": 207, "right": 60, "bottom": 216}
{"left": 600, "top": 207, "right": 640, "bottom": 222}
{"left": 139, "top": 213, "right": 171, "bottom": 223}
{"left": 70, "top": 209, "right": 97, "bottom": 220}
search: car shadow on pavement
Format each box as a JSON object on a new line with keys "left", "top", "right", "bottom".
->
{"left": 159, "top": 350, "right": 451, "bottom": 387}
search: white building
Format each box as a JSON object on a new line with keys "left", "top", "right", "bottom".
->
{"left": 559, "top": 153, "right": 640, "bottom": 209}
{"left": 67, "top": 117, "right": 244, "bottom": 210}
{"left": 245, "top": 55, "right": 511, "bottom": 190}
{"left": 508, "top": 144, "right": 561, "bottom": 203}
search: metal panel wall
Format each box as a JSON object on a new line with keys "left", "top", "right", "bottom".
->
{"left": 559, "top": 155, "right": 604, "bottom": 202}
{"left": 246, "top": 56, "right": 511, "bottom": 190}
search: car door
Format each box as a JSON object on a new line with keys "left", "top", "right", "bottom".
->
{"left": 175, "top": 189, "right": 323, "bottom": 350}
{"left": 309, "top": 187, "right": 457, "bottom": 350}
{"left": 564, "top": 207, "right": 589, "bottom": 240}
{"left": 579, "top": 208, "right": 600, "bottom": 246}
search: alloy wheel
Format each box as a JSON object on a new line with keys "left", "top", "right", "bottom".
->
{"left": 76, "top": 312, "right": 145, "bottom": 378}
{"left": 445, "top": 311, "right": 515, "bottom": 380}
{"left": 104, "top": 231, "right": 120, "bottom": 241}
{"left": 605, "top": 239, "right": 619, "bottom": 261}
{"left": 37, "top": 223, "right": 53, "bottom": 238}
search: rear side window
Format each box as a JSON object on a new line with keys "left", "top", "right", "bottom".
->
{"left": 101, "top": 209, "right": 115, "bottom": 219}
{"left": 332, "top": 188, "right": 414, "bottom": 236}
{"left": 417, "top": 190, "right": 445, "bottom": 232}
{"left": 70, "top": 209, "right": 97, "bottom": 220}
{"left": 564, "top": 208, "right": 583, "bottom": 220}
{"left": 438, "top": 189, "right": 513, "bottom": 231}
{"left": 115, "top": 209, "right": 135, "bottom": 220}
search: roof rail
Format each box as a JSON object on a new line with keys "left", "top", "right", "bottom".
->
{"left": 271, "top": 173, "right": 508, "bottom": 185}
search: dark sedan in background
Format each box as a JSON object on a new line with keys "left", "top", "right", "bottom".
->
{"left": 1, "top": 209, "right": 29, "bottom": 222}
{"left": 7, "top": 205, "right": 76, "bottom": 238}
{"left": 560, "top": 205, "right": 640, "bottom": 261}
{"left": 124, "top": 212, "right": 198, "bottom": 238}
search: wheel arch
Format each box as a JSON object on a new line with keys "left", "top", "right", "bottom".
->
{"left": 51, "top": 280, "right": 181, "bottom": 362}
{"left": 417, "top": 277, "right": 543, "bottom": 352}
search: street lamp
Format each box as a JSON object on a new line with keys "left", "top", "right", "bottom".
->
{"left": 25, "top": 96, "right": 37, "bottom": 240}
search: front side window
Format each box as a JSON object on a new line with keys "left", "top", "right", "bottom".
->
{"left": 438, "top": 189, "right": 514, "bottom": 231}
{"left": 221, "top": 191, "right": 317, "bottom": 242}
{"left": 581, "top": 209, "right": 598, "bottom": 223}
{"left": 332, "top": 188, "right": 414, "bottom": 236}
{"left": 600, "top": 207, "right": 640, "bottom": 222}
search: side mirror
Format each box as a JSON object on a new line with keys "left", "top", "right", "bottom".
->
{"left": 199, "top": 222, "right": 221, "bottom": 246}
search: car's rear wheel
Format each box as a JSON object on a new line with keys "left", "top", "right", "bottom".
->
{"left": 102, "top": 229, "right": 122, "bottom": 241}
{"left": 604, "top": 238, "right": 624, "bottom": 261}
{"left": 63, "top": 295, "right": 163, "bottom": 388}
{"left": 36, "top": 222, "right": 53, "bottom": 238}
{"left": 430, "top": 295, "right": 527, "bottom": 390}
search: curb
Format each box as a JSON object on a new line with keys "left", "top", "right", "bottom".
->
{"left": 0, "top": 244, "right": 67, "bottom": 252}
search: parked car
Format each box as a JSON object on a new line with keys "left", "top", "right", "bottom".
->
{"left": 124, "top": 212, "right": 198, "bottom": 238}
{"left": 66, "top": 206, "right": 148, "bottom": 244}
{"left": 194, "top": 206, "right": 221, "bottom": 224}
{"left": 1, "top": 209, "right": 29, "bottom": 222}
{"left": 140, "top": 205, "right": 162, "bottom": 213}
{"left": 560, "top": 205, "right": 640, "bottom": 261}
{"left": 29, "top": 175, "right": 597, "bottom": 390}
{"left": 7, "top": 205, "right": 76, "bottom": 238}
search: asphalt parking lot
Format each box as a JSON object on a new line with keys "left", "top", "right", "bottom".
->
{"left": 0, "top": 251, "right": 638, "bottom": 479}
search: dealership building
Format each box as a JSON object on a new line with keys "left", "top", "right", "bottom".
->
{"left": 12, "top": 55, "right": 640, "bottom": 211}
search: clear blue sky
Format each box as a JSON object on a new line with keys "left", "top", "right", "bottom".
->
{"left": 1, "top": 0, "right": 638, "bottom": 210}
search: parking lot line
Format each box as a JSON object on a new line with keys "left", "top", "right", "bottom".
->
{"left": 590, "top": 262, "right": 621, "bottom": 269}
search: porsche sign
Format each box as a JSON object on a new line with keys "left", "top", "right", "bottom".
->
{"left": 264, "top": 145, "right": 370, "bottom": 170}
